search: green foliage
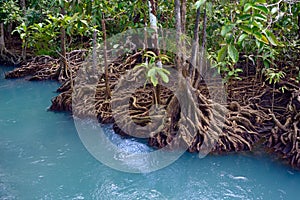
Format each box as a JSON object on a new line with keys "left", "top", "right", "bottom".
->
{"left": 265, "top": 68, "right": 286, "bottom": 85}
{"left": 1, "top": 0, "right": 299, "bottom": 89}
{"left": 0, "top": 0, "right": 22, "bottom": 24}
{"left": 134, "top": 51, "right": 170, "bottom": 87}
{"left": 205, "top": 0, "right": 300, "bottom": 85}
{"left": 296, "top": 71, "right": 300, "bottom": 83}
{"left": 14, "top": 21, "right": 59, "bottom": 55}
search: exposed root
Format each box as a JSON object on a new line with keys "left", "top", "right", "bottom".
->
{"left": 0, "top": 48, "right": 22, "bottom": 65}
{"left": 6, "top": 48, "right": 300, "bottom": 170}
{"left": 265, "top": 89, "right": 300, "bottom": 168}
{"left": 110, "top": 60, "right": 270, "bottom": 153}
{"left": 5, "top": 50, "right": 87, "bottom": 81}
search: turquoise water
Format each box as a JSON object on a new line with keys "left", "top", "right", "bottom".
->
{"left": 0, "top": 66, "right": 299, "bottom": 200}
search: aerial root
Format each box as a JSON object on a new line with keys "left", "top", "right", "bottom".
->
{"left": 8, "top": 49, "right": 300, "bottom": 170}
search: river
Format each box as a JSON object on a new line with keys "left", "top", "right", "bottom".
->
{"left": 0, "top": 66, "right": 299, "bottom": 200}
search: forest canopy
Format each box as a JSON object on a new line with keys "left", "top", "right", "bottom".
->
{"left": 0, "top": 0, "right": 299, "bottom": 82}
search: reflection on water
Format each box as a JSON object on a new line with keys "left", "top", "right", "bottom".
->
{"left": 0, "top": 66, "right": 299, "bottom": 200}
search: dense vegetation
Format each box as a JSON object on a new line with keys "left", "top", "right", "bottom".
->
{"left": 1, "top": 0, "right": 299, "bottom": 81}
{"left": 1, "top": 0, "right": 300, "bottom": 169}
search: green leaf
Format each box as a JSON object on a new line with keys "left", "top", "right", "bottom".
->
{"left": 228, "top": 44, "right": 239, "bottom": 63}
{"left": 253, "top": 13, "right": 267, "bottom": 22}
{"left": 264, "top": 30, "right": 279, "bottom": 46}
{"left": 194, "top": 0, "right": 206, "bottom": 9}
{"left": 255, "top": 0, "right": 267, "bottom": 3}
{"left": 237, "top": 33, "right": 248, "bottom": 45}
{"left": 147, "top": 68, "right": 156, "bottom": 78}
{"left": 252, "top": 5, "right": 269, "bottom": 15}
{"left": 159, "top": 68, "right": 170, "bottom": 75}
{"left": 150, "top": 75, "right": 158, "bottom": 87}
{"left": 133, "top": 63, "right": 147, "bottom": 70}
{"left": 263, "top": 60, "right": 270, "bottom": 68}
{"left": 150, "top": 57, "right": 156, "bottom": 64}
{"left": 20, "top": 33, "right": 26, "bottom": 39}
{"left": 221, "top": 25, "right": 234, "bottom": 37}
{"left": 144, "top": 51, "right": 157, "bottom": 58}
{"left": 159, "top": 54, "right": 171, "bottom": 63}
{"left": 252, "top": 21, "right": 263, "bottom": 29}
{"left": 80, "top": 19, "right": 89, "bottom": 26}
{"left": 217, "top": 46, "right": 227, "bottom": 62}
{"left": 235, "top": 68, "right": 243, "bottom": 73}
{"left": 225, "top": 33, "right": 234, "bottom": 44}
{"left": 228, "top": 71, "right": 234, "bottom": 76}
{"left": 157, "top": 70, "right": 169, "bottom": 83}
{"left": 239, "top": 14, "right": 251, "bottom": 21}
{"left": 253, "top": 32, "right": 269, "bottom": 44}
{"left": 244, "top": 3, "right": 253, "bottom": 12}
{"left": 240, "top": 25, "right": 252, "bottom": 34}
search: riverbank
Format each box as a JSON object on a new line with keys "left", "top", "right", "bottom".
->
{"left": 3, "top": 50, "right": 300, "bottom": 170}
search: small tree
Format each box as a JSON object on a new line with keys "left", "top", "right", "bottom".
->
{"left": 134, "top": 51, "right": 170, "bottom": 106}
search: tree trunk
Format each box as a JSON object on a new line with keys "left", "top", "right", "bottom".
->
{"left": 148, "top": 0, "right": 160, "bottom": 57}
{"left": 199, "top": 4, "right": 207, "bottom": 77}
{"left": 0, "top": 23, "right": 5, "bottom": 53}
{"left": 298, "top": 13, "right": 300, "bottom": 39}
{"left": 20, "top": 0, "right": 26, "bottom": 60}
{"left": 201, "top": 5, "right": 207, "bottom": 54}
{"left": 174, "top": 0, "right": 182, "bottom": 72}
{"left": 180, "top": 0, "right": 186, "bottom": 34}
{"left": 7, "top": 23, "right": 12, "bottom": 45}
{"left": 102, "top": 17, "right": 111, "bottom": 98}
{"left": 92, "top": 29, "right": 97, "bottom": 69}
{"left": 148, "top": 0, "right": 161, "bottom": 105}
{"left": 190, "top": 7, "right": 201, "bottom": 77}
{"left": 59, "top": 7, "right": 67, "bottom": 81}
{"left": 143, "top": 9, "right": 148, "bottom": 50}
{"left": 20, "top": 0, "right": 26, "bottom": 16}
{"left": 59, "top": 26, "right": 67, "bottom": 79}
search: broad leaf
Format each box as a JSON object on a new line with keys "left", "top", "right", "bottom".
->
{"left": 228, "top": 44, "right": 239, "bottom": 63}
{"left": 217, "top": 46, "right": 227, "bottom": 62}
{"left": 253, "top": 13, "right": 267, "bottom": 22}
{"left": 221, "top": 24, "right": 234, "bottom": 37}
{"left": 253, "top": 32, "right": 269, "bottom": 44}
{"left": 239, "top": 14, "right": 251, "bottom": 21}
{"left": 244, "top": 3, "right": 253, "bottom": 12}
{"left": 228, "top": 71, "right": 234, "bottom": 76}
{"left": 150, "top": 75, "right": 158, "bottom": 87}
{"left": 157, "top": 70, "right": 169, "bottom": 83}
{"left": 264, "top": 30, "right": 279, "bottom": 46}
{"left": 252, "top": 5, "right": 269, "bottom": 15}
{"left": 237, "top": 33, "right": 248, "bottom": 45}
{"left": 240, "top": 25, "right": 252, "bottom": 34}
{"left": 147, "top": 68, "right": 156, "bottom": 77}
